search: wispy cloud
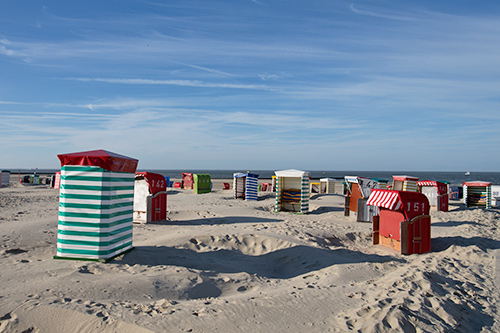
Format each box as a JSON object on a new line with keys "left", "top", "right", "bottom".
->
{"left": 70, "top": 77, "right": 273, "bottom": 90}
{"left": 171, "top": 61, "right": 236, "bottom": 77}
{"left": 349, "top": 4, "right": 418, "bottom": 21}
{"left": 1, "top": 2, "right": 500, "bottom": 170}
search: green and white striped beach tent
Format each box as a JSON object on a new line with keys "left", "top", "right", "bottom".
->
{"left": 55, "top": 150, "right": 138, "bottom": 261}
{"left": 463, "top": 181, "right": 492, "bottom": 209}
{"left": 274, "top": 169, "right": 310, "bottom": 214}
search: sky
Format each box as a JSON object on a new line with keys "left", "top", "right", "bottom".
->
{"left": 1, "top": 1, "right": 500, "bottom": 172}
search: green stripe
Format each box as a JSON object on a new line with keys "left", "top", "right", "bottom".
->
{"left": 59, "top": 193, "right": 133, "bottom": 200}
{"left": 58, "top": 209, "right": 132, "bottom": 219}
{"left": 57, "top": 241, "right": 133, "bottom": 256}
{"left": 62, "top": 175, "right": 134, "bottom": 182}
{"left": 59, "top": 201, "right": 133, "bottom": 210}
{"left": 62, "top": 166, "right": 104, "bottom": 172}
{"left": 57, "top": 219, "right": 131, "bottom": 229}
{"left": 57, "top": 233, "right": 132, "bottom": 247}
{"left": 58, "top": 225, "right": 132, "bottom": 237}
{"left": 60, "top": 184, "right": 134, "bottom": 191}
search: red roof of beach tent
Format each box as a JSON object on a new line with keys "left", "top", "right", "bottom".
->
{"left": 57, "top": 149, "right": 139, "bottom": 173}
{"left": 392, "top": 175, "right": 419, "bottom": 181}
{"left": 463, "top": 181, "right": 492, "bottom": 187}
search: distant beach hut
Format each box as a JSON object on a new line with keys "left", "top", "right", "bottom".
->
{"left": 392, "top": 175, "right": 419, "bottom": 192}
{"left": 417, "top": 180, "right": 449, "bottom": 212}
{"left": 274, "top": 169, "right": 310, "bottom": 214}
{"left": 233, "top": 173, "right": 259, "bottom": 201}
{"left": 310, "top": 182, "right": 320, "bottom": 194}
{"left": 371, "top": 178, "right": 389, "bottom": 190}
{"left": 29, "top": 174, "right": 40, "bottom": 184}
{"left": 193, "top": 174, "right": 211, "bottom": 194}
{"left": 53, "top": 171, "right": 61, "bottom": 189}
{"left": 319, "top": 178, "right": 343, "bottom": 194}
{"left": 344, "top": 176, "right": 380, "bottom": 222}
{"left": 1, "top": 170, "right": 9, "bottom": 186}
{"left": 463, "top": 181, "right": 492, "bottom": 209}
{"left": 367, "top": 189, "right": 431, "bottom": 255}
{"left": 133, "top": 172, "right": 167, "bottom": 223}
{"left": 54, "top": 149, "right": 138, "bottom": 261}
{"left": 182, "top": 172, "right": 194, "bottom": 189}
{"left": 449, "top": 186, "right": 463, "bottom": 200}
{"left": 491, "top": 185, "right": 500, "bottom": 207}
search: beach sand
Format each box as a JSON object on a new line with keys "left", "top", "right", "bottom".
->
{"left": 1, "top": 178, "right": 499, "bottom": 332}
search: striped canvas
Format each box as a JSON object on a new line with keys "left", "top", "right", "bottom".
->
{"left": 402, "top": 180, "right": 418, "bottom": 192}
{"left": 245, "top": 175, "right": 258, "bottom": 201}
{"left": 55, "top": 165, "right": 135, "bottom": 261}
{"left": 300, "top": 175, "right": 309, "bottom": 213}
{"left": 274, "top": 175, "right": 310, "bottom": 213}
{"left": 1, "top": 171, "right": 10, "bottom": 185}
{"left": 464, "top": 184, "right": 491, "bottom": 209}
{"left": 54, "top": 172, "right": 61, "bottom": 189}
{"left": 367, "top": 189, "right": 402, "bottom": 210}
{"left": 274, "top": 176, "right": 282, "bottom": 212}
{"left": 283, "top": 189, "right": 301, "bottom": 201}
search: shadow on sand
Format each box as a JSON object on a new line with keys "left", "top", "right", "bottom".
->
{"left": 118, "top": 245, "right": 404, "bottom": 279}
{"left": 158, "top": 216, "right": 284, "bottom": 226}
{"left": 308, "top": 206, "right": 345, "bottom": 214}
{"left": 432, "top": 236, "right": 500, "bottom": 252}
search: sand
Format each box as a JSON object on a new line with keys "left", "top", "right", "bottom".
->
{"left": 1, "top": 178, "right": 499, "bottom": 332}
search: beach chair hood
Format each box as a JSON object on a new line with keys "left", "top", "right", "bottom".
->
{"left": 417, "top": 180, "right": 448, "bottom": 195}
{"left": 367, "top": 189, "right": 429, "bottom": 220}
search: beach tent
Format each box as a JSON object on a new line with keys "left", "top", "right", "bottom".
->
{"left": 53, "top": 172, "right": 61, "bottom": 189}
{"left": 417, "top": 180, "right": 449, "bottom": 212}
{"left": 1, "top": 170, "right": 9, "bottom": 186}
{"left": 193, "top": 174, "right": 211, "bottom": 194}
{"left": 371, "top": 178, "right": 389, "bottom": 190}
{"left": 310, "top": 182, "right": 320, "bottom": 194}
{"left": 320, "top": 178, "right": 343, "bottom": 194}
{"left": 274, "top": 169, "right": 310, "bottom": 213}
{"left": 54, "top": 149, "right": 138, "bottom": 261}
{"left": 344, "top": 176, "right": 380, "bottom": 222}
{"left": 182, "top": 172, "right": 194, "bottom": 189}
{"left": 233, "top": 173, "right": 259, "bottom": 201}
{"left": 367, "top": 189, "right": 431, "bottom": 255}
{"left": 392, "top": 175, "right": 419, "bottom": 192}
{"left": 491, "top": 185, "right": 500, "bottom": 207}
{"left": 133, "top": 172, "right": 167, "bottom": 223}
{"left": 449, "top": 186, "right": 463, "bottom": 200}
{"left": 463, "top": 181, "right": 492, "bottom": 209}
{"left": 30, "top": 174, "right": 40, "bottom": 184}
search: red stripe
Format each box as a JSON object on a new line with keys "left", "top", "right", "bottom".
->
{"left": 367, "top": 190, "right": 401, "bottom": 210}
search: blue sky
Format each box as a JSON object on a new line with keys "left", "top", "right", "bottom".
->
{"left": 1, "top": 1, "right": 499, "bottom": 171}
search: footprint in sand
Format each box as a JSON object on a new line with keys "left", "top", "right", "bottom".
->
{"left": 5, "top": 248, "right": 28, "bottom": 255}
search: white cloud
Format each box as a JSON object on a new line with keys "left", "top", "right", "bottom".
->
{"left": 349, "top": 4, "right": 419, "bottom": 21}
{"left": 70, "top": 77, "right": 272, "bottom": 90}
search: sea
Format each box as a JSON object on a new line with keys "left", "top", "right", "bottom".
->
{"left": 131, "top": 170, "right": 500, "bottom": 187}
{"left": 10, "top": 169, "right": 500, "bottom": 186}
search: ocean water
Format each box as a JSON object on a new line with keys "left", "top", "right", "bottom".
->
{"left": 145, "top": 170, "right": 500, "bottom": 186}
{"left": 9, "top": 168, "right": 500, "bottom": 186}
